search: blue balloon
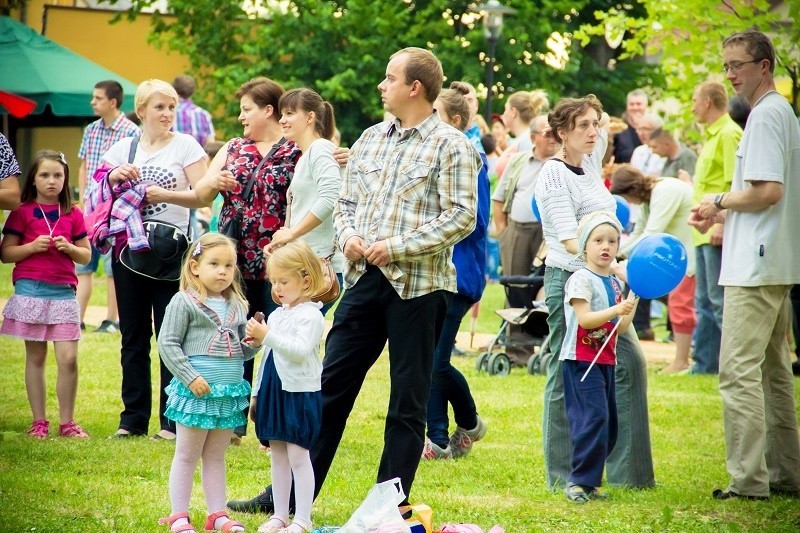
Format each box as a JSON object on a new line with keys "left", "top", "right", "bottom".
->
{"left": 614, "top": 195, "right": 630, "bottom": 229}
{"left": 627, "top": 233, "right": 688, "bottom": 299}
{"left": 531, "top": 195, "right": 541, "bottom": 221}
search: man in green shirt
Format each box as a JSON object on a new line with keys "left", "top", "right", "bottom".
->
{"left": 684, "top": 81, "right": 742, "bottom": 374}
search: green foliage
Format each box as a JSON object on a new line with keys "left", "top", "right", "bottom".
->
{"left": 115, "top": 0, "right": 659, "bottom": 143}
{"left": 576, "top": 0, "right": 800, "bottom": 127}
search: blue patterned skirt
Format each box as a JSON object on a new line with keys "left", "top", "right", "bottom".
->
{"left": 164, "top": 355, "right": 250, "bottom": 430}
{"left": 255, "top": 352, "right": 321, "bottom": 449}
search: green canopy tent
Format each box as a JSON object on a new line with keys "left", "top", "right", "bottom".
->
{"left": 0, "top": 16, "right": 137, "bottom": 116}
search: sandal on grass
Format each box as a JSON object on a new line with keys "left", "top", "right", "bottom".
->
{"left": 586, "top": 487, "right": 608, "bottom": 500}
{"left": 158, "top": 512, "right": 197, "bottom": 532}
{"left": 566, "top": 483, "right": 590, "bottom": 504}
{"left": 258, "top": 516, "right": 288, "bottom": 533}
{"left": 280, "top": 520, "right": 312, "bottom": 533}
{"left": 205, "top": 510, "right": 245, "bottom": 532}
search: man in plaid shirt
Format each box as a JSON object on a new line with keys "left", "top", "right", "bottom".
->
{"left": 77, "top": 80, "right": 139, "bottom": 334}
{"left": 172, "top": 75, "right": 215, "bottom": 148}
{"left": 228, "top": 46, "right": 480, "bottom": 515}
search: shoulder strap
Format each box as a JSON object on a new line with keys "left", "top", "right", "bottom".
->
{"left": 241, "top": 137, "right": 287, "bottom": 200}
{"left": 127, "top": 136, "right": 139, "bottom": 164}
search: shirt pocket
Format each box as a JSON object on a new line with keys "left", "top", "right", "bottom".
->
{"left": 397, "top": 162, "right": 432, "bottom": 202}
{"left": 354, "top": 159, "right": 382, "bottom": 197}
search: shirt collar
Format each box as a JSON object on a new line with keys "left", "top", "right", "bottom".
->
{"left": 107, "top": 113, "right": 130, "bottom": 132}
{"left": 387, "top": 112, "right": 441, "bottom": 141}
{"left": 706, "top": 113, "right": 733, "bottom": 137}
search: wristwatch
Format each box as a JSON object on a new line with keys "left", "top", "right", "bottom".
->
{"left": 713, "top": 193, "right": 726, "bottom": 210}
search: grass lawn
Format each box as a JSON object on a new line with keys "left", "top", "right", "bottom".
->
{"left": 1, "top": 262, "right": 799, "bottom": 531}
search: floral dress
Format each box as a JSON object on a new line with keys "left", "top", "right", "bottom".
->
{"left": 218, "top": 138, "right": 301, "bottom": 280}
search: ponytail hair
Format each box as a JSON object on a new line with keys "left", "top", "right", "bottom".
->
{"left": 279, "top": 88, "right": 337, "bottom": 141}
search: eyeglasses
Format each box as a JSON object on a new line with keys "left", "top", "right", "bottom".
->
{"left": 722, "top": 59, "right": 761, "bottom": 73}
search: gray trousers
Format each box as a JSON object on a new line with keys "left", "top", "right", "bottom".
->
{"left": 542, "top": 266, "right": 655, "bottom": 489}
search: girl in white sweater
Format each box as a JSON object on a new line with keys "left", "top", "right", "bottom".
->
{"left": 246, "top": 240, "right": 325, "bottom": 533}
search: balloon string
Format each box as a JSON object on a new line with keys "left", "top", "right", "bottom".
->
{"left": 580, "top": 295, "right": 639, "bottom": 382}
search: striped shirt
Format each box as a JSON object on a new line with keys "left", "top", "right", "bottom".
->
{"left": 335, "top": 113, "right": 480, "bottom": 299}
{"left": 174, "top": 98, "right": 215, "bottom": 147}
{"left": 79, "top": 113, "right": 139, "bottom": 211}
{"left": 536, "top": 128, "right": 615, "bottom": 272}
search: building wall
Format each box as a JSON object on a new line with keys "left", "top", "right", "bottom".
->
{"left": 9, "top": 1, "right": 188, "bottom": 189}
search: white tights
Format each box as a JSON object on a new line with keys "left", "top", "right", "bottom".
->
{"left": 270, "top": 440, "right": 314, "bottom": 528}
{"left": 170, "top": 424, "right": 232, "bottom": 518}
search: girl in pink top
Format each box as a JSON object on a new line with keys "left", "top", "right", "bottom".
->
{"left": 0, "top": 150, "right": 91, "bottom": 439}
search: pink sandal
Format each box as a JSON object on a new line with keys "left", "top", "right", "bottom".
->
{"left": 205, "top": 510, "right": 245, "bottom": 532}
{"left": 27, "top": 419, "right": 49, "bottom": 439}
{"left": 158, "top": 512, "right": 197, "bottom": 532}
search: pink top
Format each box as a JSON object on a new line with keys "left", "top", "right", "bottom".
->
{"left": 2, "top": 202, "right": 87, "bottom": 287}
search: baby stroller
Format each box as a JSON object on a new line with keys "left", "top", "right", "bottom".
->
{"left": 476, "top": 260, "right": 551, "bottom": 376}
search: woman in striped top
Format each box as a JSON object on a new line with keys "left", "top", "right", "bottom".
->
{"left": 535, "top": 95, "right": 655, "bottom": 492}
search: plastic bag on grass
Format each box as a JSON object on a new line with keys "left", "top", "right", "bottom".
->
{"left": 339, "top": 478, "right": 411, "bottom": 533}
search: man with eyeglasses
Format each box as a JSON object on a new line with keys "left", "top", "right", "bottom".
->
{"left": 690, "top": 29, "right": 800, "bottom": 501}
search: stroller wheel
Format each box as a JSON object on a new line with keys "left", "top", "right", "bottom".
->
{"left": 487, "top": 352, "right": 511, "bottom": 376}
{"left": 527, "top": 353, "right": 541, "bottom": 375}
{"left": 476, "top": 351, "right": 490, "bottom": 372}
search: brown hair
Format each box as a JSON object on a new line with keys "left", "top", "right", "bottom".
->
{"left": 609, "top": 164, "right": 657, "bottom": 203}
{"left": 723, "top": 29, "right": 775, "bottom": 74}
{"left": 436, "top": 88, "right": 470, "bottom": 131}
{"left": 507, "top": 90, "right": 549, "bottom": 124}
{"left": 94, "top": 80, "right": 124, "bottom": 110}
{"left": 172, "top": 75, "right": 196, "bottom": 99}
{"left": 391, "top": 47, "right": 443, "bottom": 103}
{"left": 649, "top": 128, "right": 674, "bottom": 143}
{"left": 21, "top": 150, "right": 73, "bottom": 213}
{"left": 236, "top": 77, "right": 285, "bottom": 114}
{"left": 279, "top": 88, "right": 337, "bottom": 141}
{"left": 548, "top": 94, "right": 604, "bottom": 143}
{"left": 696, "top": 81, "right": 728, "bottom": 110}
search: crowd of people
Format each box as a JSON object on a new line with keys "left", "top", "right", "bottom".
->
{"left": 1, "top": 28, "right": 799, "bottom": 532}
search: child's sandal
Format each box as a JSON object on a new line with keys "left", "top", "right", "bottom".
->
{"left": 257, "top": 516, "right": 288, "bottom": 533}
{"left": 565, "top": 483, "right": 590, "bottom": 504}
{"left": 279, "top": 521, "right": 312, "bottom": 533}
{"left": 205, "top": 510, "right": 245, "bottom": 532}
{"left": 158, "top": 512, "right": 197, "bottom": 532}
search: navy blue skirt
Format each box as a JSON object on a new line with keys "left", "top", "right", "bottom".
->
{"left": 255, "top": 352, "right": 322, "bottom": 449}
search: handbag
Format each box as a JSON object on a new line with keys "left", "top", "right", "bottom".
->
{"left": 118, "top": 137, "right": 190, "bottom": 281}
{"left": 271, "top": 254, "right": 340, "bottom": 305}
{"left": 219, "top": 138, "right": 286, "bottom": 243}
{"left": 119, "top": 220, "right": 190, "bottom": 281}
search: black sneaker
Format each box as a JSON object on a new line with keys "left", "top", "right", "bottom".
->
{"left": 227, "top": 487, "right": 294, "bottom": 514}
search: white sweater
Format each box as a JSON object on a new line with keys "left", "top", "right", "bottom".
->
{"left": 535, "top": 128, "right": 615, "bottom": 272}
{"left": 253, "top": 301, "right": 324, "bottom": 394}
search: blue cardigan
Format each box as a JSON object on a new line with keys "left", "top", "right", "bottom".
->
{"left": 453, "top": 152, "right": 490, "bottom": 303}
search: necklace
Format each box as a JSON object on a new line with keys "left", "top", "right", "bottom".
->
{"left": 36, "top": 203, "right": 61, "bottom": 238}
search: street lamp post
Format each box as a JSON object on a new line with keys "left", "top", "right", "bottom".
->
{"left": 475, "top": 0, "right": 515, "bottom": 121}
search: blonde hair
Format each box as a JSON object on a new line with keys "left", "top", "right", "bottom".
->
{"left": 135, "top": 79, "right": 179, "bottom": 120}
{"left": 267, "top": 240, "right": 325, "bottom": 298}
{"left": 180, "top": 233, "right": 247, "bottom": 306}
{"left": 507, "top": 89, "right": 549, "bottom": 124}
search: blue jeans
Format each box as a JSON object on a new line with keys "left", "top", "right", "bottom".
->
{"left": 426, "top": 293, "right": 478, "bottom": 448}
{"left": 692, "top": 244, "right": 724, "bottom": 374}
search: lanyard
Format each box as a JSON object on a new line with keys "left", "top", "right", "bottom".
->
{"left": 36, "top": 203, "right": 61, "bottom": 238}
